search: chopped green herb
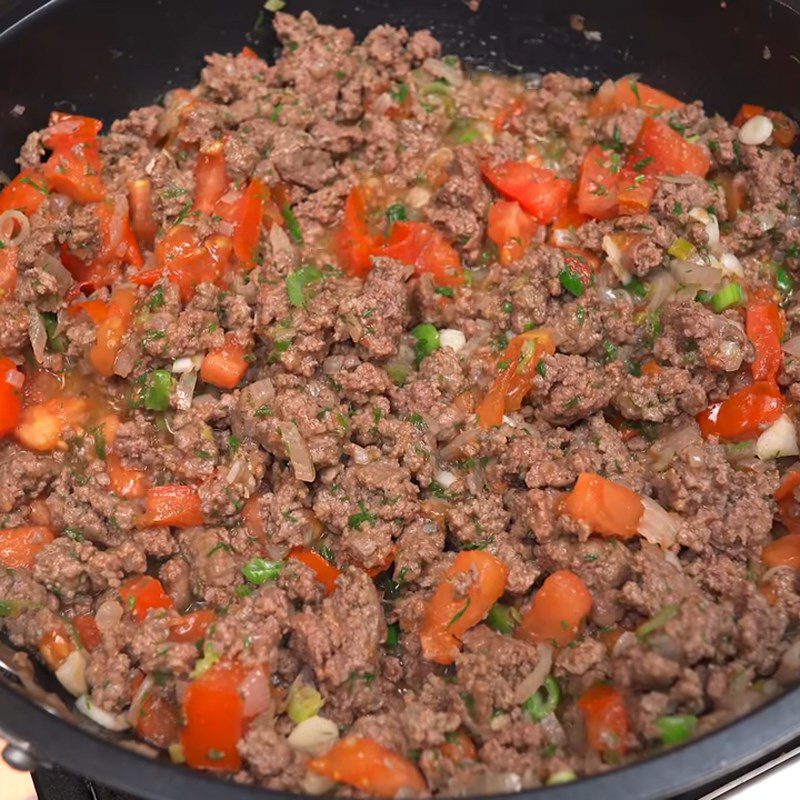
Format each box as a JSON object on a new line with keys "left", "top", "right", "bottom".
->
{"left": 91, "top": 424, "right": 107, "bottom": 460}
{"left": 601, "top": 340, "right": 618, "bottom": 362}
{"left": 286, "top": 265, "right": 323, "bottom": 307}
{"left": 624, "top": 277, "right": 647, "bottom": 298}
{"left": 637, "top": 603, "right": 680, "bottom": 639}
{"left": 64, "top": 527, "right": 84, "bottom": 541}
{"left": 435, "top": 285, "right": 455, "bottom": 298}
{"left": 348, "top": 501, "right": 377, "bottom": 530}
{"left": 190, "top": 643, "right": 220, "bottom": 679}
{"left": 390, "top": 83, "right": 409, "bottom": 104}
{"left": 148, "top": 287, "right": 165, "bottom": 310}
{"left": 447, "top": 596, "right": 471, "bottom": 628}
{"left": 242, "top": 557, "right": 284, "bottom": 585}
{"left": 536, "top": 359, "right": 547, "bottom": 378}
{"left": 559, "top": 268, "right": 585, "bottom": 297}
{"left": 385, "top": 621, "right": 401, "bottom": 648}
{"left": 141, "top": 370, "right": 173, "bottom": 412}
{"left": 207, "top": 541, "right": 232, "bottom": 558}
{"left": 317, "top": 545, "right": 337, "bottom": 564}
{"left": 385, "top": 202, "right": 407, "bottom": 233}
{"left": 235, "top": 584, "right": 254, "bottom": 598}
{"left": 282, "top": 205, "right": 303, "bottom": 244}
{"left": 19, "top": 175, "right": 50, "bottom": 195}
{"left": 41, "top": 312, "right": 66, "bottom": 353}
{"left": 486, "top": 603, "right": 522, "bottom": 634}
{"left": 776, "top": 265, "right": 794, "bottom": 295}
{"left": 254, "top": 404, "right": 273, "bottom": 418}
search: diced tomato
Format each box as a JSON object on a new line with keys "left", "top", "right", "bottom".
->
{"left": 129, "top": 179, "right": 158, "bottom": 250}
{"left": 169, "top": 610, "right": 216, "bottom": 643}
{"left": 577, "top": 144, "right": 620, "bottom": 219}
{"left": 776, "top": 473, "right": 800, "bottom": 535}
{"left": 561, "top": 247, "right": 601, "bottom": 288}
{"left": 39, "top": 626, "right": 75, "bottom": 670}
{"left": 562, "top": 473, "right": 644, "bottom": 539}
{"left": 239, "top": 46, "right": 260, "bottom": 60}
{"left": 617, "top": 168, "right": 656, "bottom": 214}
{"left": 89, "top": 286, "right": 137, "bottom": 377}
{"left": 0, "top": 356, "right": 23, "bottom": 437}
{"left": 766, "top": 111, "right": 799, "bottom": 149}
{"left": 182, "top": 662, "right": 247, "bottom": 771}
{"left": 486, "top": 200, "right": 538, "bottom": 265}
{"left": 194, "top": 140, "right": 228, "bottom": 215}
{"left": 73, "top": 615, "right": 102, "bottom": 651}
{"left": 366, "top": 546, "right": 396, "bottom": 578}
{"left": 15, "top": 396, "right": 89, "bottom": 452}
{"left": 43, "top": 141, "right": 105, "bottom": 203}
{"left": 0, "top": 170, "right": 49, "bottom": 216}
{"left": 130, "top": 268, "right": 161, "bottom": 287}
{"left": 588, "top": 78, "right": 682, "bottom": 117}
{"left": 746, "top": 300, "right": 784, "bottom": 382}
{"left": 492, "top": 97, "right": 525, "bottom": 132}
{"left": 578, "top": 684, "right": 630, "bottom": 757}
{"left": 119, "top": 576, "right": 174, "bottom": 622}
{"left": 733, "top": 104, "right": 765, "bottom": 128}
{"left": 482, "top": 161, "right": 571, "bottom": 223}
{"left": 137, "top": 692, "right": 181, "bottom": 749}
{"left": 288, "top": 548, "right": 342, "bottom": 595}
{"left": 137, "top": 485, "right": 204, "bottom": 529}
{"left": 95, "top": 198, "right": 143, "bottom": 269}
{"left": 763, "top": 533, "right": 800, "bottom": 571}
{"left": 641, "top": 359, "right": 662, "bottom": 377}
{"left": 697, "top": 381, "right": 785, "bottom": 442}
{"left": 334, "top": 187, "right": 381, "bottom": 277}
{"left": 102, "top": 413, "right": 149, "bottom": 498}
{"left": 233, "top": 178, "right": 266, "bottom": 268}
{"left": 549, "top": 199, "right": 588, "bottom": 246}
{"left": 155, "top": 226, "right": 230, "bottom": 301}
{"left": 476, "top": 329, "right": 555, "bottom": 428}
{"left": 516, "top": 570, "right": 593, "bottom": 647}
{"left": 0, "top": 247, "right": 18, "bottom": 299}
{"left": 42, "top": 112, "right": 103, "bottom": 150}
{"left": 420, "top": 550, "right": 509, "bottom": 664}
{"left": 439, "top": 730, "right": 478, "bottom": 763}
{"left": 201, "top": 339, "right": 248, "bottom": 390}
{"left": 0, "top": 526, "right": 54, "bottom": 569}
{"left": 67, "top": 297, "right": 108, "bottom": 324}
{"left": 628, "top": 117, "right": 710, "bottom": 178}
{"left": 381, "top": 221, "right": 464, "bottom": 288}
{"left": 308, "top": 737, "right": 427, "bottom": 798}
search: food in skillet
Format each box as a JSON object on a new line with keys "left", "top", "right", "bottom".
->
{"left": 1, "top": 9, "right": 800, "bottom": 796}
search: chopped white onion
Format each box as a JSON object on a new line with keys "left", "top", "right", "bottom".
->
{"left": 28, "top": 309, "right": 47, "bottom": 364}
{"left": 435, "top": 469, "right": 457, "bottom": 488}
{"left": 783, "top": 335, "right": 800, "bottom": 357}
{"left": 279, "top": 421, "right": 316, "bottom": 482}
{"left": 756, "top": 414, "right": 799, "bottom": 460}
{"left": 550, "top": 227, "right": 578, "bottom": 248}
{"left": 514, "top": 643, "right": 553, "bottom": 704}
{"left": 241, "top": 667, "right": 272, "bottom": 718}
{"left": 171, "top": 356, "right": 198, "bottom": 373}
{"left": 602, "top": 234, "right": 632, "bottom": 284}
{"left": 38, "top": 253, "right": 74, "bottom": 295}
{"left": 5, "top": 369, "right": 24, "bottom": 390}
{"left": 76, "top": 695, "right": 131, "bottom": 731}
{"left": 287, "top": 715, "right": 339, "bottom": 756}
{"left": 738, "top": 114, "right": 774, "bottom": 146}
{"left": 648, "top": 421, "right": 701, "bottom": 472}
{"left": 0, "top": 209, "right": 30, "bottom": 247}
{"left": 719, "top": 252, "right": 744, "bottom": 277}
{"left": 669, "top": 258, "right": 722, "bottom": 291}
{"left": 405, "top": 186, "right": 431, "bottom": 209}
{"left": 688, "top": 207, "right": 720, "bottom": 250}
{"left": 638, "top": 496, "right": 678, "bottom": 549}
{"left": 127, "top": 674, "right": 155, "bottom": 725}
{"left": 55, "top": 650, "right": 88, "bottom": 697}
{"left": 422, "top": 57, "right": 464, "bottom": 87}
{"left": 439, "top": 329, "right": 466, "bottom": 352}
{"left": 94, "top": 599, "right": 123, "bottom": 633}
{"left": 539, "top": 712, "right": 567, "bottom": 746}
{"left": 242, "top": 377, "right": 275, "bottom": 408}
{"left": 646, "top": 270, "right": 678, "bottom": 312}
{"left": 175, "top": 370, "right": 198, "bottom": 411}
{"left": 225, "top": 458, "right": 245, "bottom": 484}
{"left": 612, "top": 630, "right": 638, "bottom": 657}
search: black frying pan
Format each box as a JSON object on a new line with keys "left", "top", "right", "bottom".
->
{"left": 0, "top": 1, "right": 799, "bottom": 798}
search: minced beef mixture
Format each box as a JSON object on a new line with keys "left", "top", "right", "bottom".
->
{"left": 1, "top": 10, "right": 800, "bottom": 796}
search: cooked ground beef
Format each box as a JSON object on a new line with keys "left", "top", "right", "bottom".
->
{"left": 0, "top": 10, "right": 799, "bottom": 798}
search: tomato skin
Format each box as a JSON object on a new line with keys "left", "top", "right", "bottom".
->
{"left": 308, "top": 737, "right": 427, "bottom": 798}
{"left": 233, "top": 178, "right": 266, "bottom": 268}
{"left": 0, "top": 357, "right": 23, "bottom": 437}
{"left": 697, "top": 381, "right": 785, "bottom": 442}
{"left": 776, "top": 472, "right": 800, "bottom": 535}
{"left": 287, "top": 548, "right": 342, "bottom": 595}
{"left": 128, "top": 179, "right": 158, "bottom": 250}
{"left": 0, "top": 170, "right": 49, "bottom": 216}
{"left": 89, "top": 286, "right": 137, "bottom": 377}
{"left": 381, "top": 221, "right": 463, "bottom": 288}
{"left": 746, "top": 300, "right": 784, "bottom": 382}
{"left": 482, "top": 161, "right": 571, "bottom": 223}
{"left": 73, "top": 615, "right": 102, "bottom": 651}
{"left": 763, "top": 533, "right": 800, "bottom": 570}
{"left": 420, "top": 550, "right": 509, "bottom": 665}
{"left": 516, "top": 570, "right": 593, "bottom": 647}
{"left": 194, "top": 140, "right": 228, "bottom": 215}
{"left": 43, "top": 142, "right": 105, "bottom": 203}
{"left": 119, "top": 576, "right": 174, "bottom": 622}
{"left": 42, "top": 112, "right": 103, "bottom": 150}
{"left": 578, "top": 684, "right": 630, "bottom": 757}
{"left": 137, "top": 485, "right": 204, "bottom": 529}
{"left": 628, "top": 117, "right": 710, "bottom": 178}
{"left": 562, "top": 473, "right": 644, "bottom": 539}
{"left": 577, "top": 144, "right": 619, "bottom": 219}
{"left": 169, "top": 610, "right": 216, "bottom": 643}
{"left": 136, "top": 693, "right": 181, "bottom": 749}
{"left": 155, "top": 226, "right": 230, "bottom": 302}
{"left": 182, "top": 662, "right": 247, "bottom": 771}
{"left": 617, "top": 168, "right": 656, "bottom": 214}
{"left": 588, "top": 78, "right": 682, "bottom": 117}
{"left": 39, "top": 626, "right": 75, "bottom": 670}
{"left": 0, "top": 526, "right": 54, "bottom": 569}
{"left": 492, "top": 97, "right": 525, "bottom": 132}
{"left": 200, "top": 339, "right": 249, "bottom": 390}
{"left": 476, "top": 329, "right": 555, "bottom": 428}
{"left": 487, "top": 200, "right": 538, "bottom": 265}
{"left": 333, "top": 187, "right": 381, "bottom": 278}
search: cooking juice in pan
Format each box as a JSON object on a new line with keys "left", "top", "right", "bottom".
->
{"left": 0, "top": 10, "right": 799, "bottom": 796}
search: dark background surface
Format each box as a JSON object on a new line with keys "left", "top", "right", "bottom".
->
{"left": 0, "top": 1, "right": 800, "bottom": 799}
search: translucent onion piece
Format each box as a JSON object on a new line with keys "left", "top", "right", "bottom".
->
{"left": 127, "top": 674, "right": 155, "bottom": 725}
{"left": 241, "top": 667, "right": 272, "bottom": 719}
{"left": 439, "top": 329, "right": 466, "bottom": 352}
{"left": 38, "top": 253, "right": 74, "bottom": 294}
{"left": 76, "top": 695, "right": 131, "bottom": 731}
{"left": 28, "top": 309, "right": 47, "bottom": 364}
{"left": 738, "top": 114, "right": 773, "bottom": 146}
{"left": 287, "top": 715, "right": 339, "bottom": 756}
{"left": 279, "top": 421, "right": 316, "bottom": 482}
{"left": 783, "top": 335, "right": 800, "bottom": 357}
{"left": 688, "top": 207, "right": 720, "bottom": 250}
{"left": 638, "top": 496, "right": 678, "bottom": 549}
{"left": 756, "top": 414, "right": 799, "bottom": 460}
{"left": 669, "top": 258, "right": 722, "bottom": 291}
{"left": 94, "top": 599, "right": 123, "bottom": 633}
{"left": 422, "top": 57, "right": 464, "bottom": 86}
{"left": 602, "top": 234, "right": 632, "bottom": 284}
{"left": 514, "top": 643, "right": 553, "bottom": 704}
{"left": 646, "top": 270, "right": 678, "bottom": 312}
{"left": 175, "top": 370, "right": 197, "bottom": 412}
{"left": 0, "top": 209, "right": 30, "bottom": 247}
{"left": 435, "top": 469, "right": 457, "bottom": 488}
{"left": 55, "top": 650, "right": 88, "bottom": 697}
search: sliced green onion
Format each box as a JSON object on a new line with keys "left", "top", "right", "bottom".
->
{"left": 559, "top": 268, "right": 585, "bottom": 298}
{"left": 385, "top": 621, "right": 401, "bottom": 648}
{"left": 265, "top": 0, "right": 285, "bottom": 10}
{"left": 282, "top": 205, "right": 303, "bottom": 244}
{"left": 411, "top": 323, "right": 440, "bottom": 365}
{"left": 168, "top": 743, "right": 186, "bottom": 764}
{"left": 523, "top": 676, "right": 561, "bottom": 721}
{"left": 486, "top": 603, "right": 521, "bottom": 634}
{"left": 710, "top": 282, "right": 745, "bottom": 313}
{"left": 242, "top": 557, "right": 284, "bottom": 585}
{"left": 667, "top": 237, "right": 696, "bottom": 260}
{"left": 624, "top": 277, "right": 647, "bottom": 298}
{"left": 190, "top": 644, "right": 220, "bottom": 679}
{"left": 286, "top": 265, "right": 323, "bottom": 307}
{"left": 656, "top": 714, "right": 698, "bottom": 745}
{"left": 546, "top": 770, "right": 577, "bottom": 785}
{"left": 636, "top": 603, "right": 680, "bottom": 639}
{"left": 142, "top": 370, "right": 172, "bottom": 412}
{"left": 288, "top": 683, "right": 324, "bottom": 723}
{"left": 776, "top": 265, "right": 794, "bottom": 295}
